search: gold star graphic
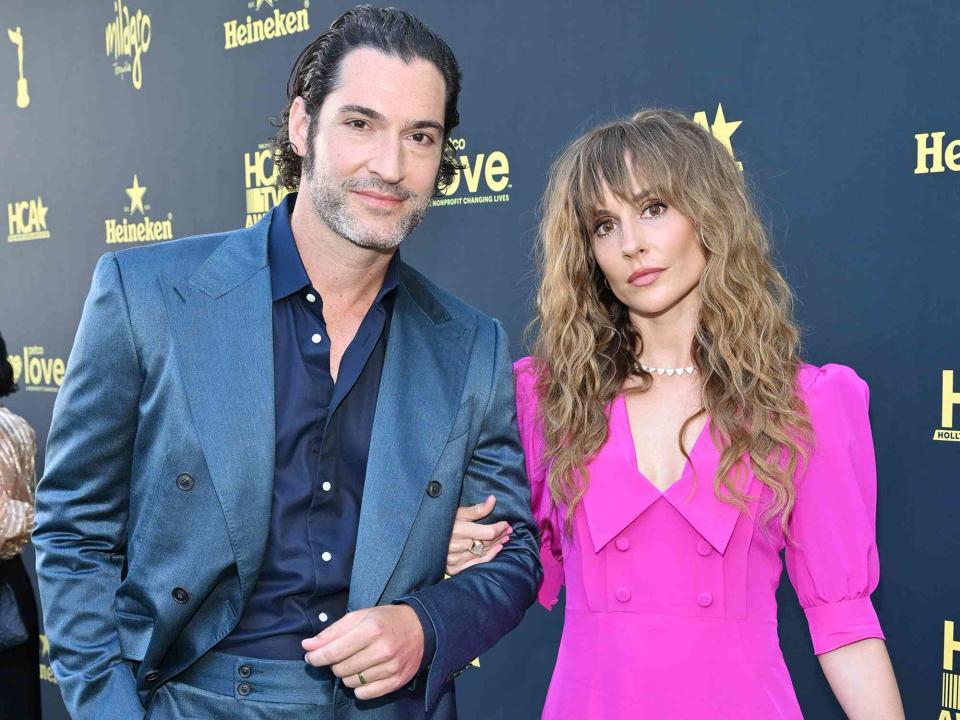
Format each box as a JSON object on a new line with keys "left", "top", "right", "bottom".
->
{"left": 35, "top": 196, "right": 48, "bottom": 227}
{"left": 126, "top": 175, "right": 147, "bottom": 216}
{"left": 709, "top": 103, "right": 741, "bottom": 157}
{"left": 255, "top": 0, "right": 274, "bottom": 9}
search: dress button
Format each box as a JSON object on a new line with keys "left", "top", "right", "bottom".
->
{"left": 615, "top": 537, "right": 630, "bottom": 551}
{"left": 172, "top": 587, "right": 189, "bottom": 604}
{"left": 311, "top": 333, "right": 322, "bottom": 344}
{"left": 615, "top": 587, "right": 632, "bottom": 603}
{"left": 237, "top": 682, "right": 251, "bottom": 696}
{"left": 176, "top": 473, "right": 194, "bottom": 491}
{"left": 237, "top": 664, "right": 252, "bottom": 679}
{"left": 144, "top": 670, "right": 160, "bottom": 682}
{"left": 696, "top": 541, "right": 712, "bottom": 556}
{"left": 697, "top": 592, "right": 714, "bottom": 608}
{"left": 426, "top": 480, "right": 442, "bottom": 498}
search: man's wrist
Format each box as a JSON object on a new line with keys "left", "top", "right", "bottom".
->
{"left": 393, "top": 596, "right": 437, "bottom": 674}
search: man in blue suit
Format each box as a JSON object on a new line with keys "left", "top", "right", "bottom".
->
{"left": 33, "top": 7, "right": 540, "bottom": 719}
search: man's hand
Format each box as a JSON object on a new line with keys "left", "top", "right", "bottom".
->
{"left": 302, "top": 604, "right": 425, "bottom": 700}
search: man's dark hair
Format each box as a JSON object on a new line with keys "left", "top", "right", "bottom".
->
{"left": 0, "top": 332, "right": 17, "bottom": 398}
{"left": 269, "top": 5, "right": 462, "bottom": 195}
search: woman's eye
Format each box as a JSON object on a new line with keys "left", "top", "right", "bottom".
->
{"left": 642, "top": 202, "right": 667, "bottom": 219}
{"left": 595, "top": 220, "right": 616, "bottom": 237}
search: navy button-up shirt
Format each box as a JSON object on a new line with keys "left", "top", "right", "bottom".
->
{"left": 219, "top": 194, "right": 434, "bottom": 664}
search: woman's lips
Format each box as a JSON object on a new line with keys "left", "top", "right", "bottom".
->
{"left": 627, "top": 268, "right": 665, "bottom": 287}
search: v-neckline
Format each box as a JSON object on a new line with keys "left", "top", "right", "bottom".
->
{"left": 615, "top": 392, "right": 711, "bottom": 496}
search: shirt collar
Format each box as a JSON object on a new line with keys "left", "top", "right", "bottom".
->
{"left": 268, "top": 192, "right": 401, "bottom": 304}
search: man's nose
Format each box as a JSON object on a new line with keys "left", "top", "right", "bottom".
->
{"left": 366, "top": 134, "right": 404, "bottom": 185}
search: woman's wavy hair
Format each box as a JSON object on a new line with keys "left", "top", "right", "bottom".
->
{"left": 269, "top": 5, "right": 462, "bottom": 195}
{"left": 0, "top": 331, "right": 18, "bottom": 398}
{"left": 531, "top": 109, "right": 812, "bottom": 537}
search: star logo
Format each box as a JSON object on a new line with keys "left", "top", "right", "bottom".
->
{"left": 255, "top": 0, "right": 274, "bottom": 9}
{"left": 693, "top": 103, "right": 743, "bottom": 170}
{"left": 34, "top": 196, "right": 48, "bottom": 228}
{"left": 125, "top": 175, "right": 147, "bottom": 216}
{"left": 7, "top": 355, "right": 21, "bottom": 384}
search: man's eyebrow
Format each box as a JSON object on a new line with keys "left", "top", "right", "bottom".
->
{"left": 337, "top": 104, "right": 444, "bottom": 135}
{"left": 337, "top": 104, "right": 386, "bottom": 122}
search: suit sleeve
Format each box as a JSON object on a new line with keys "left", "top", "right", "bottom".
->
{"left": 33, "top": 253, "right": 147, "bottom": 720}
{"left": 400, "top": 319, "right": 542, "bottom": 712}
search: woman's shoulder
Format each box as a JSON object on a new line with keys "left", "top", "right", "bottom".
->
{"left": 512, "top": 355, "right": 543, "bottom": 397}
{"left": 797, "top": 362, "right": 870, "bottom": 417}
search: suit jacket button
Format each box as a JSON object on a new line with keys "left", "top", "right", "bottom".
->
{"left": 426, "top": 481, "right": 442, "bottom": 498}
{"left": 237, "top": 682, "right": 251, "bottom": 696}
{"left": 615, "top": 587, "right": 631, "bottom": 603}
{"left": 615, "top": 537, "right": 630, "bottom": 551}
{"left": 238, "top": 664, "right": 252, "bottom": 679}
{"left": 172, "top": 587, "right": 189, "bottom": 604}
{"left": 176, "top": 473, "right": 195, "bottom": 491}
{"left": 697, "top": 592, "right": 714, "bottom": 607}
{"left": 696, "top": 540, "right": 712, "bottom": 556}
{"left": 144, "top": 670, "right": 160, "bottom": 682}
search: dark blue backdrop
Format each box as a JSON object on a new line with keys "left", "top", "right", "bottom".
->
{"left": 2, "top": 1, "right": 957, "bottom": 718}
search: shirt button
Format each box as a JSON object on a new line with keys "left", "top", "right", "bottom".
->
{"left": 615, "top": 587, "right": 632, "bottom": 603}
{"left": 697, "top": 592, "right": 714, "bottom": 608}
{"left": 322, "top": 481, "right": 331, "bottom": 492}
{"left": 319, "top": 612, "right": 328, "bottom": 622}
{"left": 311, "top": 333, "right": 322, "bottom": 344}
{"left": 321, "top": 551, "right": 332, "bottom": 562}
{"left": 306, "top": 293, "right": 316, "bottom": 303}
{"left": 615, "top": 537, "right": 630, "bottom": 552}
{"left": 696, "top": 541, "right": 712, "bottom": 556}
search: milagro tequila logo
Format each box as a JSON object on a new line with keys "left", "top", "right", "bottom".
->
{"left": 105, "top": 175, "right": 174, "bottom": 244}
{"left": 105, "top": 0, "right": 151, "bottom": 90}
{"left": 431, "top": 137, "right": 511, "bottom": 208}
{"left": 7, "top": 346, "right": 65, "bottom": 393}
{"left": 7, "top": 195, "right": 50, "bottom": 243}
{"left": 692, "top": 103, "right": 743, "bottom": 170}
{"left": 244, "top": 145, "right": 289, "bottom": 227}
{"left": 224, "top": 0, "right": 311, "bottom": 50}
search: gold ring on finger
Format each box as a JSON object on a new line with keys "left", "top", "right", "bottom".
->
{"left": 469, "top": 539, "right": 485, "bottom": 556}
{"left": 358, "top": 670, "right": 368, "bottom": 686}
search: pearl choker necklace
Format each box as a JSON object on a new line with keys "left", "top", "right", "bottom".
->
{"left": 640, "top": 362, "right": 696, "bottom": 377}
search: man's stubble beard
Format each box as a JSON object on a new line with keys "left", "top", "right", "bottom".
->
{"left": 303, "top": 144, "right": 433, "bottom": 252}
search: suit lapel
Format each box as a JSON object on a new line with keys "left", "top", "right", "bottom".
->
{"left": 349, "top": 265, "right": 472, "bottom": 609}
{"left": 162, "top": 216, "right": 275, "bottom": 603}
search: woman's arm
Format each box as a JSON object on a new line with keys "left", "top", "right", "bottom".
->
{"left": 818, "top": 638, "right": 904, "bottom": 719}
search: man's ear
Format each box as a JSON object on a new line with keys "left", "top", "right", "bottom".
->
{"left": 289, "top": 96, "right": 310, "bottom": 157}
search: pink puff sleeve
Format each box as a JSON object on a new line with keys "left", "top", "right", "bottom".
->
{"left": 785, "top": 364, "right": 885, "bottom": 655}
{"left": 513, "top": 356, "right": 564, "bottom": 610}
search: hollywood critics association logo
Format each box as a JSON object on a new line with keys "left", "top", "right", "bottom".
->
{"left": 104, "top": 175, "right": 174, "bottom": 244}
{"left": 934, "top": 371, "right": 960, "bottom": 442}
{"left": 105, "top": 0, "right": 151, "bottom": 90}
{"left": 431, "top": 137, "right": 511, "bottom": 209}
{"left": 224, "top": 0, "right": 311, "bottom": 51}
{"left": 244, "top": 144, "right": 289, "bottom": 227}
{"left": 693, "top": 103, "right": 743, "bottom": 170}
{"left": 7, "top": 195, "right": 50, "bottom": 243}
{"left": 7, "top": 346, "right": 65, "bottom": 393}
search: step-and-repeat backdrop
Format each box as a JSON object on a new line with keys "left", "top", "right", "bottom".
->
{"left": 1, "top": 1, "right": 957, "bottom": 718}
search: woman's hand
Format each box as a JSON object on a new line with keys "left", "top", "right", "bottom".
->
{"left": 445, "top": 495, "right": 512, "bottom": 576}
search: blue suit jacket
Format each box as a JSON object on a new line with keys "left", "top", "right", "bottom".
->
{"left": 33, "top": 213, "right": 542, "bottom": 719}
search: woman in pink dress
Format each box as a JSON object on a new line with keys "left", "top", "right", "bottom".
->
{"left": 446, "top": 110, "right": 904, "bottom": 718}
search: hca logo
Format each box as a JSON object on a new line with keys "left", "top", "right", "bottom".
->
{"left": 934, "top": 370, "right": 960, "bottom": 442}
